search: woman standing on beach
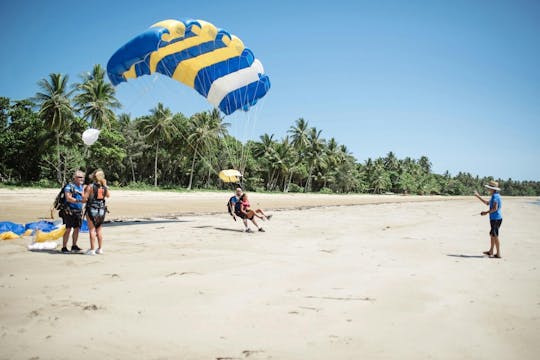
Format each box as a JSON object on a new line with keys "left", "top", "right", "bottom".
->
{"left": 474, "top": 180, "right": 503, "bottom": 258}
{"left": 83, "top": 169, "right": 110, "bottom": 255}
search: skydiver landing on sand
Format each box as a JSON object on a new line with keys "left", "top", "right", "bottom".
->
{"left": 228, "top": 187, "right": 250, "bottom": 232}
{"left": 234, "top": 193, "right": 272, "bottom": 232}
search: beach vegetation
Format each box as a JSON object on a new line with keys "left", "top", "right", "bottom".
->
{"left": 1, "top": 69, "right": 539, "bottom": 195}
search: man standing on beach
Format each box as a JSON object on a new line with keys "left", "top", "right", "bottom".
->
{"left": 474, "top": 180, "right": 503, "bottom": 258}
{"left": 61, "top": 170, "right": 85, "bottom": 253}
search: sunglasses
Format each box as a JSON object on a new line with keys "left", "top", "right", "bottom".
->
{"left": 76, "top": 176, "right": 84, "bottom": 179}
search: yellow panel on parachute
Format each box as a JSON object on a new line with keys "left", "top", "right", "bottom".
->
{"left": 219, "top": 169, "right": 243, "bottom": 183}
{"left": 1, "top": 231, "right": 20, "bottom": 240}
{"left": 34, "top": 226, "right": 66, "bottom": 243}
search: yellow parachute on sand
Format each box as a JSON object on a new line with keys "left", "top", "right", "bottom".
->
{"left": 219, "top": 169, "right": 242, "bottom": 183}
{"left": 1, "top": 231, "right": 20, "bottom": 240}
{"left": 33, "top": 226, "right": 66, "bottom": 243}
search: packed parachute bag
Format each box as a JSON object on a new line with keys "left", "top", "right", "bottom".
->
{"left": 51, "top": 183, "right": 75, "bottom": 219}
{"left": 26, "top": 220, "right": 65, "bottom": 251}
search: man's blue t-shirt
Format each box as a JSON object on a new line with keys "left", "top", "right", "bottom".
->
{"left": 489, "top": 192, "right": 502, "bottom": 220}
{"left": 229, "top": 196, "right": 239, "bottom": 206}
{"left": 229, "top": 196, "right": 241, "bottom": 215}
{"left": 64, "top": 183, "right": 84, "bottom": 211}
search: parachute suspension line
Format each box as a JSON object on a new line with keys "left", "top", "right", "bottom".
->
{"left": 107, "top": 18, "right": 271, "bottom": 187}
{"left": 139, "top": 49, "right": 225, "bottom": 186}
{"left": 211, "top": 54, "right": 240, "bottom": 174}
{"left": 239, "top": 78, "right": 262, "bottom": 174}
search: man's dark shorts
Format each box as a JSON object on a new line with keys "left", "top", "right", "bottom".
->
{"left": 61, "top": 209, "right": 82, "bottom": 229}
{"left": 490, "top": 219, "right": 502, "bottom": 237}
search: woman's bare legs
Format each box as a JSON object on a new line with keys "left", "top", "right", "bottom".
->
{"left": 86, "top": 215, "right": 96, "bottom": 250}
{"left": 96, "top": 226, "right": 104, "bottom": 250}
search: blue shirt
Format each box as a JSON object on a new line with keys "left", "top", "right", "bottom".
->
{"left": 489, "top": 192, "right": 502, "bottom": 220}
{"left": 65, "top": 183, "right": 84, "bottom": 211}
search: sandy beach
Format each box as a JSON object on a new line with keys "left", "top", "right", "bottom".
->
{"left": 1, "top": 189, "right": 539, "bottom": 359}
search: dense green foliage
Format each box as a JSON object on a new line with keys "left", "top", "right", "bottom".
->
{"left": 1, "top": 68, "right": 539, "bottom": 196}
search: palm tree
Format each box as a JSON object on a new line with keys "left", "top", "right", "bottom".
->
{"left": 304, "top": 127, "right": 325, "bottom": 192}
{"left": 288, "top": 118, "right": 310, "bottom": 152}
{"left": 74, "top": 64, "right": 120, "bottom": 128}
{"left": 253, "top": 133, "right": 277, "bottom": 189}
{"left": 118, "top": 113, "right": 145, "bottom": 183}
{"left": 288, "top": 118, "right": 312, "bottom": 190}
{"left": 418, "top": 155, "right": 432, "bottom": 175}
{"left": 34, "top": 73, "right": 75, "bottom": 184}
{"left": 278, "top": 137, "right": 298, "bottom": 192}
{"left": 138, "top": 103, "right": 177, "bottom": 186}
{"left": 186, "top": 109, "right": 229, "bottom": 190}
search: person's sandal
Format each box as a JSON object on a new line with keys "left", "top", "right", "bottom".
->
{"left": 482, "top": 251, "right": 492, "bottom": 256}
{"left": 493, "top": 254, "right": 502, "bottom": 258}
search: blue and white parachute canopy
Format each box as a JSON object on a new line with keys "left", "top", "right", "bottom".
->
{"left": 106, "top": 19, "right": 271, "bottom": 115}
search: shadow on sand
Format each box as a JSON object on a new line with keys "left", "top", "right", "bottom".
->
{"left": 213, "top": 227, "right": 245, "bottom": 233}
{"left": 447, "top": 254, "right": 486, "bottom": 259}
{"left": 104, "top": 219, "right": 190, "bottom": 227}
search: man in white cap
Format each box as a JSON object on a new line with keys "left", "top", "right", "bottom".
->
{"left": 474, "top": 180, "right": 503, "bottom": 258}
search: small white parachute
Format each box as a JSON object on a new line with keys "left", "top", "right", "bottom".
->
{"left": 82, "top": 128, "right": 100, "bottom": 146}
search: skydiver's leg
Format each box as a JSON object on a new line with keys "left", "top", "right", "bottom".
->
{"left": 250, "top": 217, "right": 263, "bottom": 231}
{"left": 248, "top": 210, "right": 263, "bottom": 220}
{"left": 96, "top": 226, "right": 103, "bottom": 251}
{"left": 62, "top": 227, "right": 72, "bottom": 249}
{"left": 72, "top": 227, "right": 80, "bottom": 247}
{"left": 255, "top": 209, "right": 271, "bottom": 220}
{"left": 87, "top": 215, "right": 96, "bottom": 251}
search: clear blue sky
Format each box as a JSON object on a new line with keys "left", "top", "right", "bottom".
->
{"left": 1, "top": 0, "right": 539, "bottom": 180}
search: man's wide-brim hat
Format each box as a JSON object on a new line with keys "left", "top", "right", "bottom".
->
{"left": 484, "top": 180, "right": 501, "bottom": 191}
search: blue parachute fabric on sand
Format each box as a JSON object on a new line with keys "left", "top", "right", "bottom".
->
{"left": 25, "top": 220, "right": 57, "bottom": 233}
{"left": 0, "top": 221, "right": 26, "bottom": 235}
{"left": 80, "top": 220, "right": 89, "bottom": 233}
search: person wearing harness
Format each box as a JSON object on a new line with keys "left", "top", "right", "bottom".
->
{"left": 235, "top": 193, "right": 272, "bottom": 232}
{"left": 228, "top": 187, "right": 251, "bottom": 232}
{"left": 60, "top": 170, "right": 86, "bottom": 253}
{"left": 83, "top": 169, "right": 110, "bottom": 255}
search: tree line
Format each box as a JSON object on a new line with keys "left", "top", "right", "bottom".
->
{"left": 1, "top": 65, "right": 539, "bottom": 196}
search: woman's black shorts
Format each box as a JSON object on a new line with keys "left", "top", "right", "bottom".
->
{"left": 489, "top": 219, "right": 502, "bottom": 237}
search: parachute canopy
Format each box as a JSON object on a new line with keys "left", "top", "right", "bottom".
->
{"left": 219, "top": 169, "right": 242, "bottom": 183}
{"left": 107, "top": 19, "right": 271, "bottom": 115}
{"left": 82, "top": 128, "right": 100, "bottom": 145}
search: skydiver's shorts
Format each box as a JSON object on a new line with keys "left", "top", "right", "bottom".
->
{"left": 489, "top": 219, "right": 502, "bottom": 237}
{"left": 61, "top": 210, "right": 82, "bottom": 229}
{"left": 235, "top": 212, "right": 253, "bottom": 220}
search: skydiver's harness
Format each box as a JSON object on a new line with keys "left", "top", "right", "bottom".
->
{"left": 55, "top": 183, "right": 80, "bottom": 217}
{"left": 85, "top": 183, "right": 108, "bottom": 228}
{"left": 227, "top": 196, "right": 237, "bottom": 218}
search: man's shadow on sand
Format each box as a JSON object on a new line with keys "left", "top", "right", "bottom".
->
{"left": 447, "top": 254, "right": 485, "bottom": 259}
{"left": 213, "top": 227, "right": 245, "bottom": 233}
